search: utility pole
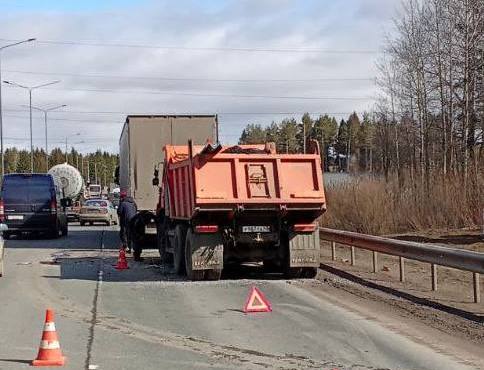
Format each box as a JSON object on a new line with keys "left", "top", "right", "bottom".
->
{"left": 29, "top": 104, "right": 66, "bottom": 172}
{"left": 87, "top": 159, "right": 90, "bottom": 183}
{"left": 3, "top": 79, "right": 60, "bottom": 172}
{"left": 0, "top": 38, "right": 35, "bottom": 177}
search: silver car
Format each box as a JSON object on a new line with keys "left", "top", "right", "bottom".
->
{"left": 79, "top": 199, "right": 118, "bottom": 226}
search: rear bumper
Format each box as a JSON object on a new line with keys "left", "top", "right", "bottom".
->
{"left": 67, "top": 213, "right": 79, "bottom": 220}
{"left": 4, "top": 215, "right": 57, "bottom": 233}
{"left": 79, "top": 215, "right": 111, "bottom": 222}
{"left": 4, "top": 225, "right": 54, "bottom": 233}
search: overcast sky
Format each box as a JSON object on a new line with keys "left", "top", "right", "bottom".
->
{"left": 0, "top": 0, "right": 398, "bottom": 153}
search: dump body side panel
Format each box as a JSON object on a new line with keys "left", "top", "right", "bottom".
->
{"left": 164, "top": 148, "right": 325, "bottom": 219}
{"left": 193, "top": 154, "right": 325, "bottom": 206}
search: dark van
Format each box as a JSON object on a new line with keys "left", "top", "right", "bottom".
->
{"left": 0, "top": 173, "right": 69, "bottom": 239}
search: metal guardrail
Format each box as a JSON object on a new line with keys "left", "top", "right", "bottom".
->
{"left": 319, "top": 227, "right": 483, "bottom": 304}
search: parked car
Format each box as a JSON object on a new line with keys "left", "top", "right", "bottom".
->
{"left": 79, "top": 199, "right": 118, "bottom": 226}
{"left": 0, "top": 173, "right": 70, "bottom": 239}
{"left": 66, "top": 200, "right": 81, "bottom": 222}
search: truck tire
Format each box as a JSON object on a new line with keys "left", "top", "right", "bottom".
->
{"left": 205, "top": 269, "right": 222, "bottom": 281}
{"left": 157, "top": 224, "right": 172, "bottom": 264}
{"left": 263, "top": 259, "right": 280, "bottom": 273}
{"left": 301, "top": 267, "right": 318, "bottom": 278}
{"left": 173, "top": 225, "right": 187, "bottom": 275}
{"left": 184, "top": 229, "right": 205, "bottom": 281}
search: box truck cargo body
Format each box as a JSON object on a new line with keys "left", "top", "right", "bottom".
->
{"left": 118, "top": 115, "right": 218, "bottom": 253}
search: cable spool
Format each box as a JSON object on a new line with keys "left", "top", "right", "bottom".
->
{"left": 48, "top": 163, "right": 84, "bottom": 199}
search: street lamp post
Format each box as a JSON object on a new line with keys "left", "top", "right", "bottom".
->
{"left": 65, "top": 133, "right": 80, "bottom": 163}
{"left": 0, "top": 38, "right": 36, "bottom": 177}
{"left": 3, "top": 79, "right": 60, "bottom": 172}
{"left": 28, "top": 104, "right": 67, "bottom": 172}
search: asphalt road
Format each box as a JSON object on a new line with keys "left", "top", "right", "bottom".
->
{"left": 0, "top": 225, "right": 481, "bottom": 370}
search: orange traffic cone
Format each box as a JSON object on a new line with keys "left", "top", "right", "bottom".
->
{"left": 32, "top": 309, "right": 66, "bottom": 367}
{"left": 115, "top": 248, "right": 129, "bottom": 270}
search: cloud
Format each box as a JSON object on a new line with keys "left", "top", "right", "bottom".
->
{"left": 0, "top": 0, "right": 397, "bottom": 153}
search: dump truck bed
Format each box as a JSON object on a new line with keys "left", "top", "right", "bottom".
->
{"left": 163, "top": 143, "right": 326, "bottom": 219}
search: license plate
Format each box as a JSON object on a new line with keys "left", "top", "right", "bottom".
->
{"left": 242, "top": 226, "right": 271, "bottom": 233}
{"left": 8, "top": 215, "right": 24, "bottom": 220}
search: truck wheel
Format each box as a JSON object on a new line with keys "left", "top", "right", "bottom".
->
{"left": 284, "top": 266, "right": 303, "bottom": 279}
{"left": 157, "top": 226, "right": 172, "bottom": 264}
{"left": 173, "top": 225, "right": 187, "bottom": 275}
{"left": 184, "top": 229, "right": 205, "bottom": 281}
{"left": 263, "top": 260, "right": 280, "bottom": 273}
{"left": 302, "top": 267, "right": 318, "bottom": 278}
{"left": 205, "top": 269, "right": 222, "bottom": 280}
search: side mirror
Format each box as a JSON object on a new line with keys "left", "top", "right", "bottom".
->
{"left": 61, "top": 198, "right": 72, "bottom": 208}
{"left": 152, "top": 167, "right": 159, "bottom": 186}
{"left": 0, "top": 224, "right": 8, "bottom": 233}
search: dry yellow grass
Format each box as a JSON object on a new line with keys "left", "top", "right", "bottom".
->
{"left": 321, "top": 173, "right": 483, "bottom": 235}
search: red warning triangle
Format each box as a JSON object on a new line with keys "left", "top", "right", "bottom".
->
{"left": 243, "top": 286, "right": 272, "bottom": 313}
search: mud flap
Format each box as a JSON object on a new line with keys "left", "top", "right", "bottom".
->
{"left": 191, "top": 232, "right": 224, "bottom": 271}
{"left": 288, "top": 229, "right": 320, "bottom": 268}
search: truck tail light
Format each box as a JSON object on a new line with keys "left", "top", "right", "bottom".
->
{"left": 293, "top": 224, "right": 317, "bottom": 232}
{"left": 50, "top": 199, "right": 57, "bottom": 214}
{"left": 0, "top": 199, "right": 4, "bottom": 222}
{"left": 195, "top": 225, "right": 219, "bottom": 233}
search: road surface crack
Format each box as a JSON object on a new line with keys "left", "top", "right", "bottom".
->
{"left": 83, "top": 229, "right": 105, "bottom": 370}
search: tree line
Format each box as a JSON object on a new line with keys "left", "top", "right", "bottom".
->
{"left": 1, "top": 147, "right": 118, "bottom": 189}
{"left": 238, "top": 113, "right": 377, "bottom": 173}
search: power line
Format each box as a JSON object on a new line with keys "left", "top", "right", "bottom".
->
{"left": 4, "top": 108, "right": 368, "bottom": 117}
{"left": 3, "top": 113, "right": 121, "bottom": 124}
{"left": 3, "top": 84, "right": 374, "bottom": 101}
{"left": 3, "top": 69, "right": 375, "bottom": 83}
{"left": 0, "top": 38, "right": 379, "bottom": 54}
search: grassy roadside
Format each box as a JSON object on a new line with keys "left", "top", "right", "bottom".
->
{"left": 321, "top": 173, "right": 484, "bottom": 235}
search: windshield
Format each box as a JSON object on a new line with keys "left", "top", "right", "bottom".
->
{"left": 85, "top": 200, "right": 108, "bottom": 207}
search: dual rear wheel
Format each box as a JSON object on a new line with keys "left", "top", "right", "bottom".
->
{"left": 170, "top": 225, "right": 222, "bottom": 281}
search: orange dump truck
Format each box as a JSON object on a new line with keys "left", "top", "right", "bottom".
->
{"left": 154, "top": 140, "right": 326, "bottom": 280}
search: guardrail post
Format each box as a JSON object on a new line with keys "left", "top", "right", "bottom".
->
{"left": 350, "top": 246, "right": 355, "bottom": 266}
{"left": 399, "top": 257, "right": 405, "bottom": 282}
{"left": 431, "top": 264, "right": 437, "bottom": 291}
{"left": 372, "top": 251, "right": 378, "bottom": 273}
{"left": 473, "top": 273, "right": 480, "bottom": 303}
{"left": 331, "top": 241, "right": 336, "bottom": 261}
